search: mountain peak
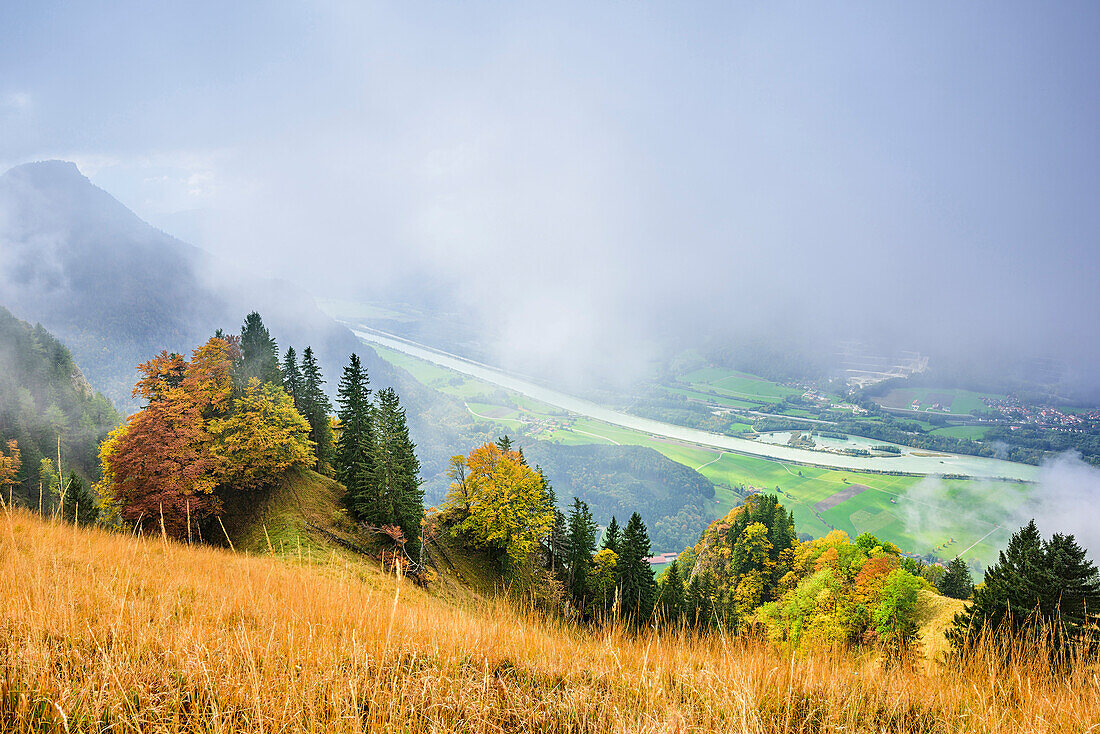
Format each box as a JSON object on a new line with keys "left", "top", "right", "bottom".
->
{"left": 3, "top": 159, "right": 88, "bottom": 187}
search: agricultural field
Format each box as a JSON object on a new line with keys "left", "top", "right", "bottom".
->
{"left": 873, "top": 387, "right": 1004, "bottom": 415}
{"left": 679, "top": 367, "right": 804, "bottom": 401}
{"left": 370, "top": 344, "right": 1028, "bottom": 567}
{"left": 930, "top": 425, "right": 991, "bottom": 440}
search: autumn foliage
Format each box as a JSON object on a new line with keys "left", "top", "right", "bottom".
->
{"left": 0, "top": 439, "right": 21, "bottom": 500}
{"left": 99, "top": 337, "right": 313, "bottom": 538}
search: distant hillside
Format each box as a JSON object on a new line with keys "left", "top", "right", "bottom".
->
{"left": 523, "top": 442, "right": 715, "bottom": 551}
{"left": 0, "top": 160, "right": 360, "bottom": 410}
{"left": 0, "top": 305, "right": 121, "bottom": 504}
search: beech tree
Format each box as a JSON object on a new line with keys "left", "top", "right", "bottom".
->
{"left": 0, "top": 440, "right": 21, "bottom": 503}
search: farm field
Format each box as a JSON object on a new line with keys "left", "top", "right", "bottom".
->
{"left": 680, "top": 367, "right": 804, "bottom": 401}
{"left": 874, "top": 387, "right": 1004, "bottom": 415}
{"left": 370, "top": 344, "right": 1028, "bottom": 567}
{"left": 931, "top": 425, "right": 991, "bottom": 440}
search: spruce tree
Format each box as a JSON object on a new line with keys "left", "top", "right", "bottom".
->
{"left": 335, "top": 354, "right": 376, "bottom": 522}
{"left": 62, "top": 472, "right": 99, "bottom": 526}
{"left": 374, "top": 387, "right": 423, "bottom": 554}
{"left": 496, "top": 435, "right": 514, "bottom": 453}
{"left": 938, "top": 557, "right": 974, "bottom": 600}
{"left": 660, "top": 560, "right": 686, "bottom": 624}
{"left": 563, "top": 497, "right": 598, "bottom": 615}
{"left": 283, "top": 346, "right": 303, "bottom": 409}
{"left": 237, "top": 312, "right": 281, "bottom": 386}
{"left": 1042, "top": 532, "right": 1100, "bottom": 643}
{"left": 541, "top": 467, "right": 567, "bottom": 575}
{"left": 602, "top": 515, "right": 621, "bottom": 556}
{"left": 299, "top": 347, "right": 334, "bottom": 473}
{"left": 619, "top": 512, "right": 657, "bottom": 624}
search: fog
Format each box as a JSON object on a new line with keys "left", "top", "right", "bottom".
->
{"left": 901, "top": 452, "right": 1100, "bottom": 567}
{"left": 2, "top": 2, "right": 1100, "bottom": 393}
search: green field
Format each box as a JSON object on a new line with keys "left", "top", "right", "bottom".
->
{"left": 681, "top": 368, "right": 803, "bottom": 400}
{"left": 371, "top": 344, "right": 1028, "bottom": 567}
{"left": 930, "top": 425, "right": 990, "bottom": 440}
{"left": 875, "top": 387, "right": 1004, "bottom": 416}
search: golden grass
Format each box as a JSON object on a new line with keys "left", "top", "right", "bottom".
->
{"left": 2, "top": 507, "right": 1098, "bottom": 733}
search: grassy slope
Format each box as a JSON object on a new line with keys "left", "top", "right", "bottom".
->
{"left": 3, "top": 509, "right": 1097, "bottom": 732}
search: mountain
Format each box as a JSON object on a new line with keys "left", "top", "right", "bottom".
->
{"left": 0, "top": 160, "right": 359, "bottom": 410}
{"left": 0, "top": 305, "right": 121, "bottom": 505}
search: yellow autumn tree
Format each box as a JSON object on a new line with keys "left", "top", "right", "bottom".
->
{"left": 0, "top": 440, "right": 21, "bottom": 502}
{"left": 445, "top": 442, "right": 554, "bottom": 571}
{"left": 210, "top": 378, "right": 314, "bottom": 490}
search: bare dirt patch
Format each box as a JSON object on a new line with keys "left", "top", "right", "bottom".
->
{"left": 814, "top": 484, "right": 870, "bottom": 512}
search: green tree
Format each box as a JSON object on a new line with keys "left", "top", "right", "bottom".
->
{"left": 619, "top": 512, "right": 657, "bottom": 624}
{"left": 660, "top": 559, "right": 686, "bottom": 624}
{"left": 282, "top": 346, "right": 303, "bottom": 409}
{"left": 62, "top": 472, "right": 99, "bottom": 526}
{"left": 1041, "top": 532, "right": 1100, "bottom": 645}
{"left": 602, "top": 515, "right": 621, "bottom": 555}
{"left": 563, "top": 497, "right": 598, "bottom": 615}
{"left": 938, "top": 557, "right": 974, "bottom": 600}
{"left": 873, "top": 569, "right": 922, "bottom": 651}
{"left": 540, "top": 467, "right": 567, "bottom": 576}
{"left": 237, "top": 312, "right": 281, "bottom": 387}
{"left": 335, "top": 354, "right": 376, "bottom": 521}
{"left": 374, "top": 387, "right": 423, "bottom": 554}
{"left": 299, "top": 347, "right": 334, "bottom": 473}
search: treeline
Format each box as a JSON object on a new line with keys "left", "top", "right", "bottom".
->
{"left": 95, "top": 312, "right": 422, "bottom": 549}
{"left": 0, "top": 305, "right": 120, "bottom": 509}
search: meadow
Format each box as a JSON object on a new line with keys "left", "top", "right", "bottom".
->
{"left": 873, "top": 387, "right": 1004, "bottom": 416}
{"left": 3, "top": 508, "right": 1098, "bottom": 733}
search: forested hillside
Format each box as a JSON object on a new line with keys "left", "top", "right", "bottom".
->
{"left": 0, "top": 305, "right": 120, "bottom": 505}
{"left": 524, "top": 442, "right": 714, "bottom": 550}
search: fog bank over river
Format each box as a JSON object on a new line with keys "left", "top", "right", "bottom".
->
{"left": 350, "top": 326, "right": 1039, "bottom": 482}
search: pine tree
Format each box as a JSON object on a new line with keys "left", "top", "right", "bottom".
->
{"left": 237, "top": 312, "right": 281, "bottom": 387}
{"left": 660, "top": 560, "right": 686, "bottom": 624}
{"left": 282, "top": 346, "right": 303, "bottom": 409}
{"left": 299, "top": 347, "right": 334, "bottom": 473}
{"left": 374, "top": 387, "right": 423, "bottom": 554}
{"left": 540, "top": 467, "right": 567, "bottom": 576}
{"left": 938, "top": 557, "right": 974, "bottom": 600}
{"left": 335, "top": 354, "right": 376, "bottom": 522}
{"left": 619, "top": 512, "right": 657, "bottom": 625}
{"left": 602, "top": 515, "right": 621, "bottom": 555}
{"left": 563, "top": 497, "right": 598, "bottom": 616}
{"left": 496, "top": 435, "right": 514, "bottom": 453}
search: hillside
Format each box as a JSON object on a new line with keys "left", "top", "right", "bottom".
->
{"left": 2, "top": 507, "right": 1095, "bottom": 732}
{"left": 0, "top": 305, "right": 120, "bottom": 504}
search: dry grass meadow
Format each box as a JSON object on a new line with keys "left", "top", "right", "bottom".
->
{"left": 2, "top": 507, "right": 1099, "bottom": 733}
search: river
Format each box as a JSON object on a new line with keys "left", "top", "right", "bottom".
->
{"left": 350, "top": 327, "right": 1039, "bottom": 482}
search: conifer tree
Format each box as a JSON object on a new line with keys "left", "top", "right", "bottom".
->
{"left": 938, "top": 557, "right": 974, "bottom": 600}
{"left": 660, "top": 560, "right": 686, "bottom": 624}
{"left": 374, "top": 387, "right": 423, "bottom": 554}
{"left": 619, "top": 512, "right": 657, "bottom": 624}
{"left": 299, "top": 347, "right": 334, "bottom": 473}
{"left": 496, "top": 435, "right": 514, "bottom": 453}
{"left": 237, "top": 312, "right": 281, "bottom": 387}
{"left": 282, "top": 346, "right": 303, "bottom": 409}
{"left": 540, "top": 467, "right": 567, "bottom": 575}
{"left": 1042, "top": 532, "right": 1100, "bottom": 643}
{"left": 563, "top": 497, "right": 598, "bottom": 615}
{"left": 602, "top": 515, "right": 621, "bottom": 556}
{"left": 62, "top": 472, "right": 99, "bottom": 526}
{"left": 335, "top": 354, "right": 376, "bottom": 521}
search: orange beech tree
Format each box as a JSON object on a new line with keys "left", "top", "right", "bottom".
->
{"left": 0, "top": 439, "right": 21, "bottom": 502}
{"left": 99, "top": 336, "right": 312, "bottom": 539}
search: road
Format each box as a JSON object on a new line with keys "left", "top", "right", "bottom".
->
{"left": 350, "top": 326, "right": 1039, "bottom": 482}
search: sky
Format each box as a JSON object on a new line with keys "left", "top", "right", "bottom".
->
{"left": 2, "top": 1, "right": 1099, "bottom": 390}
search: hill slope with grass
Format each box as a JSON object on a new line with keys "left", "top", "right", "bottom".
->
{"left": 2, "top": 507, "right": 1096, "bottom": 732}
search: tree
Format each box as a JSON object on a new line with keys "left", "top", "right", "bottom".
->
{"left": 948, "top": 519, "right": 1100, "bottom": 654}
{"left": 540, "top": 467, "right": 567, "bottom": 576}
{"left": 444, "top": 442, "right": 554, "bottom": 576}
{"left": 591, "top": 548, "right": 619, "bottom": 617}
{"left": 619, "top": 512, "right": 657, "bottom": 624}
{"left": 602, "top": 515, "right": 621, "bottom": 555}
{"left": 299, "top": 347, "right": 334, "bottom": 473}
{"left": 563, "top": 497, "right": 598, "bottom": 615}
{"left": 938, "top": 557, "right": 974, "bottom": 600}
{"left": 873, "top": 569, "right": 922, "bottom": 652}
{"left": 660, "top": 560, "right": 686, "bottom": 624}
{"left": 0, "top": 440, "right": 21, "bottom": 504}
{"left": 374, "top": 387, "right": 423, "bottom": 553}
{"left": 282, "top": 346, "right": 303, "bottom": 409}
{"left": 496, "top": 435, "right": 514, "bottom": 453}
{"left": 334, "top": 354, "right": 376, "bottom": 521}
{"left": 237, "top": 312, "right": 281, "bottom": 387}
{"left": 62, "top": 472, "right": 99, "bottom": 526}
{"left": 209, "top": 378, "right": 314, "bottom": 490}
